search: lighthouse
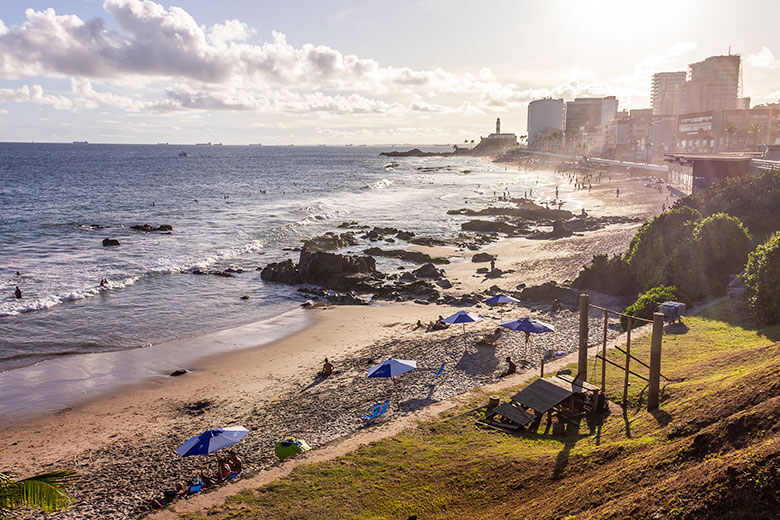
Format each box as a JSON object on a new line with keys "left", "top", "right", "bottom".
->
{"left": 496, "top": 117, "right": 501, "bottom": 134}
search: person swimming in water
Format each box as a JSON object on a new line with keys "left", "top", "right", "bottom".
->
{"left": 14, "top": 286, "right": 22, "bottom": 299}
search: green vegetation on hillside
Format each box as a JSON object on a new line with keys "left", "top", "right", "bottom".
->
{"left": 744, "top": 233, "right": 780, "bottom": 325}
{"left": 178, "top": 301, "right": 780, "bottom": 520}
{"left": 676, "top": 169, "right": 780, "bottom": 240}
{"left": 620, "top": 285, "right": 679, "bottom": 330}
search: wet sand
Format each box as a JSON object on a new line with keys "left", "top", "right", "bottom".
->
{"left": 0, "top": 164, "right": 671, "bottom": 519}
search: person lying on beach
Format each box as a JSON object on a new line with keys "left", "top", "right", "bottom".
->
{"left": 414, "top": 320, "right": 425, "bottom": 330}
{"left": 318, "top": 358, "right": 334, "bottom": 377}
{"left": 499, "top": 357, "right": 517, "bottom": 377}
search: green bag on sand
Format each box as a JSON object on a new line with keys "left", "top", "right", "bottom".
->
{"left": 275, "top": 437, "right": 312, "bottom": 460}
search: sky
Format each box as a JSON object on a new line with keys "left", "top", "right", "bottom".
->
{"left": 0, "top": 0, "right": 778, "bottom": 144}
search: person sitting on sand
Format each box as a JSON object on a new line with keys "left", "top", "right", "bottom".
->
{"left": 215, "top": 456, "right": 232, "bottom": 482}
{"left": 550, "top": 298, "right": 562, "bottom": 313}
{"left": 477, "top": 328, "right": 502, "bottom": 347}
{"left": 500, "top": 357, "right": 516, "bottom": 377}
{"left": 14, "top": 286, "right": 22, "bottom": 299}
{"left": 414, "top": 320, "right": 425, "bottom": 330}
{"left": 318, "top": 358, "right": 334, "bottom": 377}
{"left": 428, "top": 316, "right": 449, "bottom": 331}
{"left": 227, "top": 450, "right": 243, "bottom": 474}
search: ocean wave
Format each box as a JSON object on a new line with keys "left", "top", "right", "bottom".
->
{"left": 365, "top": 178, "right": 394, "bottom": 190}
{"left": 0, "top": 239, "right": 269, "bottom": 317}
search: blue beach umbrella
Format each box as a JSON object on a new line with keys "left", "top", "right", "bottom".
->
{"left": 483, "top": 294, "right": 520, "bottom": 305}
{"left": 499, "top": 318, "right": 555, "bottom": 333}
{"left": 176, "top": 426, "right": 250, "bottom": 457}
{"left": 367, "top": 358, "right": 417, "bottom": 378}
{"left": 443, "top": 310, "right": 482, "bottom": 332}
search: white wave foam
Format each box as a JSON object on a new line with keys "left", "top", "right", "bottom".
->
{"left": 365, "top": 178, "right": 394, "bottom": 190}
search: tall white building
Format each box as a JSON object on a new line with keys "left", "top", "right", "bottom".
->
{"left": 527, "top": 98, "right": 565, "bottom": 147}
{"left": 651, "top": 71, "right": 686, "bottom": 116}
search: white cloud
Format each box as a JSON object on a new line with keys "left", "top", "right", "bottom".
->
{"left": 746, "top": 47, "right": 779, "bottom": 69}
{"left": 0, "top": 84, "right": 72, "bottom": 109}
{"left": 0, "top": 19, "right": 7, "bottom": 36}
{"left": 70, "top": 78, "right": 140, "bottom": 110}
{"left": 208, "top": 19, "right": 254, "bottom": 47}
{"left": 0, "top": 108, "right": 8, "bottom": 115}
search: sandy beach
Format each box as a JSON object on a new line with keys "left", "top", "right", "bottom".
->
{"left": 0, "top": 162, "right": 671, "bottom": 519}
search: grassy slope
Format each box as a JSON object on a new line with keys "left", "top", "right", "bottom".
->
{"left": 178, "top": 300, "right": 779, "bottom": 520}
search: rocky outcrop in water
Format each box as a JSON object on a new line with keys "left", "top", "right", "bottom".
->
{"left": 261, "top": 250, "right": 381, "bottom": 291}
{"left": 363, "top": 247, "right": 449, "bottom": 265}
{"left": 302, "top": 232, "right": 358, "bottom": 252}
{"left": 379, "top": 148, "right": 452, "bottom": 157}
{"left": 131, "top": 224, "right": 173, "bottom": 232}
{"left": 102, "top": 238, "right": 120, "bottom": 247}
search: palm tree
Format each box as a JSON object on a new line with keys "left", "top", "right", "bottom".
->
{"left": 0, "top": 470, "right": 74, "bottom": 518}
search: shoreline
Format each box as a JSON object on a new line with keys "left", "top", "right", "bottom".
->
{"left": 0, "top": 161, "right": 672, "bottom": 519}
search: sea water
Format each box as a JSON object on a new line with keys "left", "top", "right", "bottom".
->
{"left": 0, "top": 143, "right": 554, "bottom": 421}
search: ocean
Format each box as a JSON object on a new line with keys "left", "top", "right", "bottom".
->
{"left": 0, "top": 143, "right": 559, "bottom": 420}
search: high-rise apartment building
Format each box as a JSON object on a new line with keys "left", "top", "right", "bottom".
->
{"left": 564, "top": 96, "right": 618, "bottom": 137}
{"left": 527, "top": 98, "right": 565, "bottom": 147}
{"left": 651, "top": 71, "right": 686, "bottom": 116}
{"left": 678, "top": 55, "right": 741, "bottom": 114}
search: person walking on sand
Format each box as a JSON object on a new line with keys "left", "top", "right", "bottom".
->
{"left": 616, "top": 188, "right": 620, "bottom": 198}
{"left": 14, "top": 286, "right": 22, "bottom": 299}
{"left": 490, "top": 259, "right": 496, "bottom": 272}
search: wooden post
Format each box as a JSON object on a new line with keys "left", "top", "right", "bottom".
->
{"left": 601, "top": 310, "right": 608, "bottom": 392}
{"left": 623, "top": 317, "right": 632, "bottom": 408}
{"left": 540, "top": 355, "right": 545, "bottom": 378}
{"left": 578, "top": 293, "right": 589, "bottom": 381}
{"left": 648, "top": 312, "right": 664, "bottom": 410}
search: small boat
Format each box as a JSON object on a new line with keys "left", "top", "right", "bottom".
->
{"left": 178, "top": 151, "right": 188, "bottom": 157}
{"left": 72, "top": 140, "right": 88, "bottom": 144}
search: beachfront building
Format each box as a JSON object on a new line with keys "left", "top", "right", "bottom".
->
{"left": 665, "top": 153, "right": 753, "bottom": 194}
{"left": 564, "top": 96, "right": 619, "bottom": 156}
{"left": 652, "top": 71, "right": 687, "bottom": 116}
{"left": 676, "top": 105, "right": 780, "bottom": 154}
{"left": 678, "top": 55, "right": 742, "bottom": 114}
{"left": 607, "top": 109, "right": 653, "bottom": 162}
{"left": 471, "top": 118, "right": 518, "bottom": 154}
{"left": 527, "top": 98, "right": 565, "bottom": 150}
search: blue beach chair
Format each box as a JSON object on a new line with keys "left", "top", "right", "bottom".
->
{"left": 430, "top": 362, "right": 446, "bottom": 376}
{"left": 362, "top": 398, "right": 390, "bottom": 423}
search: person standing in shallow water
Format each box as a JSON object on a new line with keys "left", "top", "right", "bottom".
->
{"left": 14, "top": 286, "right": 22, "bottom": 299}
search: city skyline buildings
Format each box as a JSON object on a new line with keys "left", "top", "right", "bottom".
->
{"left": 0, "top": 1, "right": 778, "bottom": 144}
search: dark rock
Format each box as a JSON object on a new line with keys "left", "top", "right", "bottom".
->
{"left": 261, "top": 251, "right": 380, "bottom": 291}
{"left": 476, "top": 267, "right": 489, "bottom": 273}
{"left": 170, "top": 369, "right": 189, "bottom": 377}
{"left": 363, "top": 247, "right": 449, "bottom": 265}
{"left": 302, "top": 232, "right": 358, "bottom": 252}
{"left": 131, "top": 224, "right": 173, "bottom": 232}
{"left": 410, "top": 237, "right": 448, "bottom": 247}
{"left": 399, "top": 272, "right": 417, "bottom": 283}
{"left": 435, "top": 279, "right": 453, "bottom": 289}
{"left": 518, "top": 281, "right": 579, "bottom": 306}
{"left": 396, "top": 231, "right": 415, "bottom": 241}
{"left": 485, "top": 285, "right": 505, "bottom": 295}
{"left": 412, "top": 263, "right": 444, "bottom": 279}
{"left": 461, "top": 219, "right": 525, "bottom": 235}
{"left": 102, "top": 238, "right": 120, "bottom": 247}
{"left": 471, "top": 252, "right": 496, "bottom": 263}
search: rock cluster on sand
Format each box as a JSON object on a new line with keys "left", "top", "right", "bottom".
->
{"left": 363, "top": 247, "right": 449, "bottom": 265}
{"left": 301, "top": 232, "right": 358, "bottom": 252}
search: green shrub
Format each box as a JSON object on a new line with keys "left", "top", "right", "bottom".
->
{"left": 570, "top": 253, "right": 638, "bottom": 296}
{"left": 743, "top": 233, "right": 780, "bottom": 325}
{"left": 625, "top": 207, "right": 701, "bottom": 292}
{"left": 621, "top": 286, "right": 679, "bottom": 330}
{"left": 687, "top": 213, "right": 752, "bottom": 298}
